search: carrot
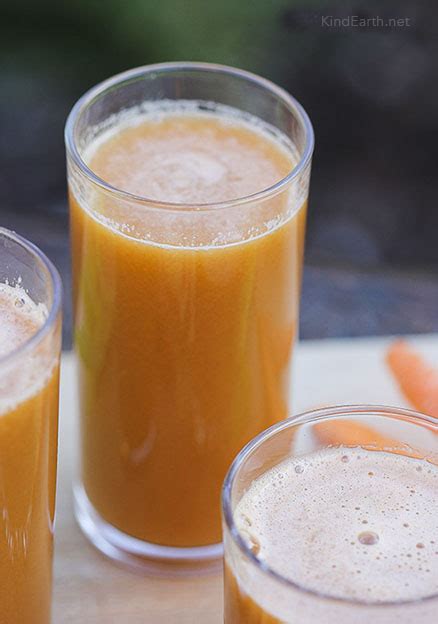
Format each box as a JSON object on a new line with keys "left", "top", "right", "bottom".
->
{"left": 314, "top": 419, "right": 400, "bottom": 450}
{"left": 313, "top": 418, "right": 429, "bottom": 461}
{"left": 386, "top": 340, "right": 438, "bottom": 418}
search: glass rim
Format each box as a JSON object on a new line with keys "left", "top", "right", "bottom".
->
{"left": 64, "top": 61, "right": 314, "bottom": 212}
{"left": 222, "top": 403, "right": 438, "bottom": 609}
{"left": 0, "top": 227, "right": 62, "bottom": 368}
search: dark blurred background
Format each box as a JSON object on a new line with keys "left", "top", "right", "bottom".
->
{"left": 1, "top": 0, "right": 437, "bottom": 347}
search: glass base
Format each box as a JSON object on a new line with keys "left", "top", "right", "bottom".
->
{"left": 73, "top": 484, "right": 223, "bottom": 575}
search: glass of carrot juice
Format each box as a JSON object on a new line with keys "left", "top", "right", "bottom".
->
{"left": 65, "top": 62, "right": 314, "bottom": 569}
{"left": 223, "top": 405, "right": 438, "bottom": 623}
{"left": 0, "top": 228, "right": 62, "bottom": 623}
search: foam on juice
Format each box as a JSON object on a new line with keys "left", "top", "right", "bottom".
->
{"left": 235, "top": 447, "right": 438, "bottom": 604}
{"left": 0, "top": 283, "right": 50, "bottom": 415}
{"left": 0, "top": 283, "right": 46, "bottom": 356}
{"left": 74, "top": 103, "right": 304, "bottom": 252}
{"left": 85, "top": 102, "right": 297, "bottom": 205}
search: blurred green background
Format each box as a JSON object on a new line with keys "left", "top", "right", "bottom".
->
{"left": 1, "top": 0, "right": 437, "bottom": 345}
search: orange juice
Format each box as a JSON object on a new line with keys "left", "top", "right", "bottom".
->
{"left": 0, "top": 284, "right": 59, "bottom": 624}
{"left": 70, "top": 108, "right": 306, "bottom": 547}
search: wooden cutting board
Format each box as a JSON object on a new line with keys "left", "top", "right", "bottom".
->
{"left": 52, "top": 334, "right": 438, "bottom": 623}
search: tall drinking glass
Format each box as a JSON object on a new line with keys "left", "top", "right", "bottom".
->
{"left": 65, "top": 62, "right": 313, "bottom": 569}
{"left": 0, "top": 228, "right": 62, "bottom": 623}
{"left": 223, "top": 405, "right": 438, "bottom": 622}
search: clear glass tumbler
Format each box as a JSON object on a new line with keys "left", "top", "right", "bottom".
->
{"left": 0, "top": 228, "right": 62, "bottom": 623}
{"left": 65, "top": 62, "right": 314, "bottom": 570}
{"left": 223, "top": 405, "right": 438, "bottom": 623}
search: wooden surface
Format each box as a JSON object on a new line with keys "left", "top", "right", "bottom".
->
{"left": 52, "top": 335, "right": 438, "bottom": 623}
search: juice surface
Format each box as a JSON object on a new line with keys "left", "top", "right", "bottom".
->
{"left": 226, "top": 447, "right": 438, "bottom": 622}
{"left": 71, "top": 108, "right": 306, "bottom": 547}
{"left": 0, "top": 285, "right": 59, "bottom": 624}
